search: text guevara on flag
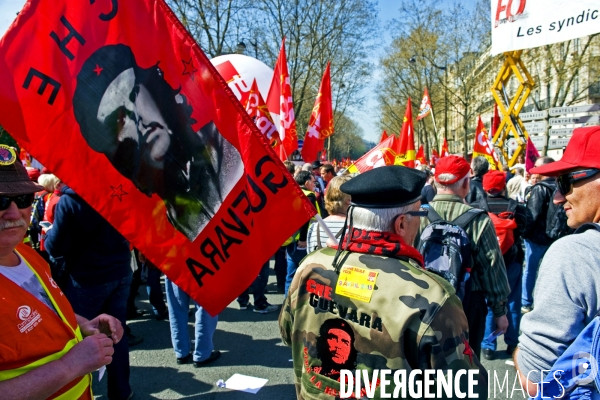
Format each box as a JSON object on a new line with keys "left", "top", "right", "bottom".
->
{"left": 0, "top": 0, "right": 315, "bottom": 315}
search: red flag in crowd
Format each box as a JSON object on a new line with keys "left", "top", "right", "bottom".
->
{"left": 266, "top": 38, "right": 298, "bottom": 159}
{"left": 473, "top": 116, "right": 501, "bottom": 170}
{"left": 441, "top": 138, "right": 449, "bottom": 158}
{"left": 347, "top": 135, "right": 398, "bottom": 174}
{"left": 417, "top": 88, "right": 432, "bottom": 121}
{"left": 396, "top": 98, "right": 416, "bottom": 168}
{"left": 492, "top": 103, "right": 501, "bottom": 140}
{"left": 415, "top": 145, "right": 426, "bottom": 168}
{"left": 379, "top": 130, "right": 389, "bottom": 143}
{"left": 320, "top": 148, "right": 327, "bottom": 161}
{"left": 0, "top": 0, "right": 316, "bottom": 315}
{"left": 302, "top": 62, "right": 333, "bottom": 163}
{"left": 245, "top": 79, "right": 281, "bottom": 153}
{"left": 430, "top": 148, "right": 440, "bottom": 166}
{"left": 525, "top": 137, "right": 540, "bottom": 172}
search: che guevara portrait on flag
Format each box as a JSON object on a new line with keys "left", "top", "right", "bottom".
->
{"left": 72, "top": 44, "right": 243, "bottom": 241}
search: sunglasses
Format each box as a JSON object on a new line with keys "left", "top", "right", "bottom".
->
{"left": 396, "top": 208, "right": 429, "bottom": 219}
{"left": 0, "top": 193, "right": 35, "bottom": 211}
{"left": 556, "top": 169, "right": 600, "bottom": 195}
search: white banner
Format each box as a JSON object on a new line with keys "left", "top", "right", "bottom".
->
{"left": 491, "top": 0, "right": 600, "bottom": 55}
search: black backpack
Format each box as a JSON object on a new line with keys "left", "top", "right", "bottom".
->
{"left": 537, "top": 182, "right": 574, "bottom": 241}
{"left": 418, "top": 207, "right": 485, "bottom": 301}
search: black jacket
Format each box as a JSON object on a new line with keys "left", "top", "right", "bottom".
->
{"left": 466, "top": 176, "right": 486, "bottom": 206}
{"left": 45, "top": 186, "right": 132, "bottom": 285}
{"left": 523, "top": 178, "right": 555, "bottom": 246}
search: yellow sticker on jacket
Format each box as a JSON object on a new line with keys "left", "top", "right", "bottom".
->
{"left": 335, "top": 265, "right": 378, "bottom": 303}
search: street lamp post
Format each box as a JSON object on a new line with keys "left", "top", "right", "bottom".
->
{"left": 237, "top": 40, "right": 258, "bottom": 58}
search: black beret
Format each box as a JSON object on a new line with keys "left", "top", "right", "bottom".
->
{"left": 340, "top": 165, "right": 427, "bottom": 208}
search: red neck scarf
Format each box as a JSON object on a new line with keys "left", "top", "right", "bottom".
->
{"left": 334, "top": 227, "right": 424, "bottom": 268}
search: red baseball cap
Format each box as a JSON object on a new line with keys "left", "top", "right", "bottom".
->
{"left": 434, "top": 155, "right": 470, "bottom": 184}
{"left": 26, "top": 167, "right": 40, "bottom": 182}
{"left": 531, "top": 126, "right": 600, "bottom": 176}
{"left": 483, "top": 170, "right": 506, "bottom": 194}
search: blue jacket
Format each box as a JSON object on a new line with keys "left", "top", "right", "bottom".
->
{"left": 45, "top": 186, "right": 132, "bottom": 285}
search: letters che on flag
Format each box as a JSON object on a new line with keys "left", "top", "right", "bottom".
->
{"left": 0, "top": 0, "right": 315, "bottom": 315}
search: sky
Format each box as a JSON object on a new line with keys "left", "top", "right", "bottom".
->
{"left": 0, "top": 0, "right": 480, "bottom": 143}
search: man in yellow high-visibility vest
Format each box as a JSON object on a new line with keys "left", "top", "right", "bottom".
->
{"left": 0, "top": 145, "right": 123, "bottom": 400}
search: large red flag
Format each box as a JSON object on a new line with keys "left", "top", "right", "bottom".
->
{"left": 415, "top": 145, "right": 426, "bottom": 168}
{"left": 396, "top": 98, "right": 416, "bottom": 168}
{"left": 266, "top": 38, "right": 298, "bottom": 159}
{"left": 302, "top": 62, "right": 333, "bottom": 163}
{"left": 347, "top": 135, "right": 398, "bottom": 174}
{"left": 245, "top": 79, "right": 282, "bottom": 154}
{"left": 417, "top": 88, "right": 432, "bottom": 121}
{"left": 441, "top": 138, "right": 450, "bottom": 158}
{"left": 0, "top": 0, "right": 315, "bottom": 315}
{"left": 473, "top": 116, "right": 502, "bottom": 170}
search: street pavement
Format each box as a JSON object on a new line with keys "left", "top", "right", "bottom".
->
{"left": 92, "top": 262, "right": 520, "bottom": 400}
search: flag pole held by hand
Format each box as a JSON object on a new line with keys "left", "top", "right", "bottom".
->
{"left": 315, "top": 214, "right": 339, "bottom": 247}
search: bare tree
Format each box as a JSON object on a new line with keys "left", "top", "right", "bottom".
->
{"left": 166, "top": 0, "right": 256, "bottom": 57}
{"left": 525, "top": 34, "right": 600, "bottom": 109}
{"left": 256, "top": 0, "right": 379, "bottom": 140}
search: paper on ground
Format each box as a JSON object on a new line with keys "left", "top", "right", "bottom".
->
{"left": 223, "top": 373, "right": 268, "bottom": 394}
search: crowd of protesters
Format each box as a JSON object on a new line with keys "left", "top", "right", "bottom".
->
{"left": 5, "top": 125, "right": 600, "bottom": 399}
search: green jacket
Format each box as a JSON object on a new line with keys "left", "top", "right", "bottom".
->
{"left": 279, "top": 247, "right": 488, "bottom": 399}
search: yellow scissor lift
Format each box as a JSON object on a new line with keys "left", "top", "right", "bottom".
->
{"left": 491, "top": 50, "right": 536, "bottom": 167}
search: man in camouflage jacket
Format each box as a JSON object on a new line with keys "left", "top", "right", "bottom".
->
{"left": 279, "top": 166, "right": 487, "bottom": 399}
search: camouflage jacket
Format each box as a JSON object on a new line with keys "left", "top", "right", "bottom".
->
{"left": 279, "top": 247, "right": 488, "bottom": 400}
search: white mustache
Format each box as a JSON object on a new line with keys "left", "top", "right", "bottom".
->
{"left": 0, "top": 219, "right": 28, "bottom": 231}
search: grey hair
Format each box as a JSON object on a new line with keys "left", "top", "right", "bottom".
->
{"left": 471, "top": 156, "right": 489, "bottom": 178}
{"left": 435, "top": 174, "right": 469, "bottom": 191}
{"left": 351, "top": 204, "right": 413, "bottom": 233}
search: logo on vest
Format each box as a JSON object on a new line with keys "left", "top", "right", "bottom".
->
{"left": 17, "top": 305, "right": 42, "bottom": 333}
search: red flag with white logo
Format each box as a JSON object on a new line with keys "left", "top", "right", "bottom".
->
{"left": 0, "top": 0, "right": 315, "bottom": 315}
{"left": 302, "top": 62, "right": 333, "bottom": 163}
{"left": 244, "top": 79, "right": 282, "bottom": 154}
{"left": 266, "top": 38, "right": 298, "bottom": 159}
{"left": 347, "top": 135, "right": 398, "bottom": 174}
{"left": 417, "top": 88, "right": 432, "bottom": 121}
{"left": 473, "top": 116, "right": 502, "bottom": 170}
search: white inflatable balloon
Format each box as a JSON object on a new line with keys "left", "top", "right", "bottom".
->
{"left": 210, "top": 54, "right": 280, "bottom": 128}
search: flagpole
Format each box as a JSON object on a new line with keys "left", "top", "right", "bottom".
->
{"left": 315, "top": 214, "right": 339, "bottom": 246}
{"left": 429, "top": 107, "right": 440, "bottom": 151}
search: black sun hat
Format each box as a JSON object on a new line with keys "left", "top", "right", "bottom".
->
{"left": 0, "top": 145, "right": 45, "bottom": 195}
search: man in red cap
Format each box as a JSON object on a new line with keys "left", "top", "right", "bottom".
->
{"left": 479, "top": 170, "right": 526, "bottom": 361}
{"left": 515, "top": 126, "right": 600, "bottom": 396}
{"left": 417, "top": 155, "right": 510, "bottom": 359}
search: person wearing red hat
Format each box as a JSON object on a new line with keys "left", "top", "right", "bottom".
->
{"left": 418, "top": 155, "right": 510, "bottom": 360}
{"left": 515, "top": 125, "right": 600, "bottom": 397}
{"left": 478, "top": 170, "right": 527, "bottom": 361}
